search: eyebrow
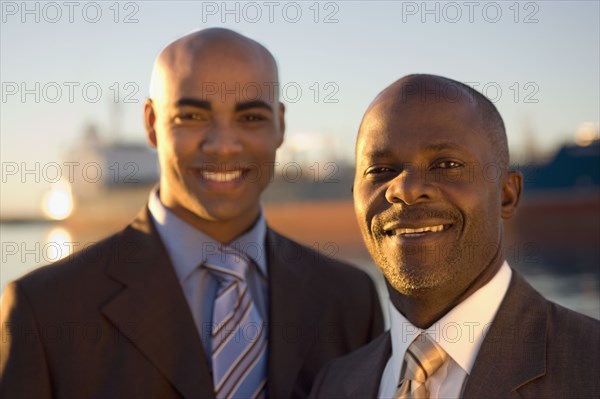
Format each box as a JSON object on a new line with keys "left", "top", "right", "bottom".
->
{"left": 175, "top": 98, "right": 211, "bottom": 110}
{"left": 173, "top": 98, "right": 273, "bottom": 113}
{"left": 235, "top": 100, "right": 273, "bottom": 113}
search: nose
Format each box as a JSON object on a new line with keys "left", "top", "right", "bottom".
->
{"left": 200, "top": 123, "right": 243, "bottom": 157}
{"left": 384, "top": 165, "right": 433, "bottom": 205}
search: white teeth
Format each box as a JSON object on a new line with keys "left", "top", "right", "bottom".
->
{"left": 201, "top": 170, "right": 242, "bottom": 182}
{"left": 393, "top": 224, "right": 446, "bottom": 236}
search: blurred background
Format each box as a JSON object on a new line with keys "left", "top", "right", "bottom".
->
{"left": 1, "top": 1, "right": 599, "bottom": 320}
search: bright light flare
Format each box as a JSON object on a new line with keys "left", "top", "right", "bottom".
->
{"left": 42, "top": 179, "right": 74, "bottom": 220}
{"left": 575, "top": 122, "right": 599, "bottom": 147}
{"left": 45, "top": 227, "right": 74, "bottom": 262}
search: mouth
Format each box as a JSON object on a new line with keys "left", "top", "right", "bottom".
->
{"left": 200, "top": 170, "right": 243, "bottom": 183}
{"left": 189, "top": 166, "right": 249, "bottom": 189}
{"left": 383, "top": 223, "right": 451, "bottom": 238}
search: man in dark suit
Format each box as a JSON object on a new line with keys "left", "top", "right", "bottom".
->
{"left": 310, "top": 74, "right": 600, "bottom": 398}
{"left": 0, "top": 28, "right": 384, "bottom": 398}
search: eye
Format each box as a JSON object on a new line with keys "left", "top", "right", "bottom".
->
{"left": 434, "top": 160, "right": 463, "bottom": 169}
{"left": 364, "top": 166, "right": 396, "bottom": 177}
{"left": 173, "top": 113, "right": 208, "bottom": 124}
{"left": 239, "top": 113, "right": 268, "bottom": 122}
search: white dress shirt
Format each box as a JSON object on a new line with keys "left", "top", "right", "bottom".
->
{"left": 148, "top": 188, "right": 269, "bottom": 364}
{"left": 378, "top": 262, "right": 512, "bottom": 398}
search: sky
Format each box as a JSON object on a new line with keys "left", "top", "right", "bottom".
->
{"left": 1, "top": 0, "right": 599, "bottom": 217}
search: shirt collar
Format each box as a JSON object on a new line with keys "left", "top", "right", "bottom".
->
{"left": 148, "top": 187, "right": 268, "bottom": 282}
{"left": 387, "top": 261, "right": 512, "bottom": 379}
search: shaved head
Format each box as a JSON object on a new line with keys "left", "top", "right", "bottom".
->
{"left": 143, "top": 28, "right": 285, "bottom": 243}
{"left": 360, "top": 74, "right": 509, "bottom": 170}
{"left": 149, "top": 28, "right": 280, "bottom": 104}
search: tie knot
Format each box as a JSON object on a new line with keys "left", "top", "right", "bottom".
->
{"left": 404, "top": 333, "right": 447, "bottom": 383}
{"left": 204, "top": 246, "right": 250, "bottom": 282}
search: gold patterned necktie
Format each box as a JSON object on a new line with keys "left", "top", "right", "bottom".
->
{"left": 395, "top": 333, "right": 448, "bottom": 399}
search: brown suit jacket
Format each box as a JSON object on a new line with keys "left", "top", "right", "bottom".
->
{"left": 0, "top": 207, "right": 384, "bottom": 398}
{"left": 310, "top": 270, "right": 600, "bottom": 398}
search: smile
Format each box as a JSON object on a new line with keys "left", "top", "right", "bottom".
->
{"left": 201, "top": 170, "right": 243, "bottom": 183}
{"left": 384, "top": 224, "right": 451, "bottom": 238}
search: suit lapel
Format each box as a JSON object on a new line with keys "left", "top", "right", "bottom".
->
{"left": 341, "top": 333, "right": 391, "bottom": 398}
{"left": 101, "top": 208, "right": 214, "bottom": 399}
{"left": 462, "top": 271, "right": 547, "bottom": 398}
{"left": 265, "top": 229, "right": 324, "bottom": 399}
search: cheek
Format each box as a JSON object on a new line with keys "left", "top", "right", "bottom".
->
{"left": 163, "top": 130, "right": 200, "bottom": 158}
{"left": 459, "top": 188, "right": 501, "bottom": 233}
{"left": 353, "top": 185, "right": 380, "bottom": 234}
{"left": 248, "top": 136, "right": 279, "bottom": 162}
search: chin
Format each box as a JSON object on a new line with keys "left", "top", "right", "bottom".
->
{"left": 380, "top": 256, "right": 454, "bottom": 296}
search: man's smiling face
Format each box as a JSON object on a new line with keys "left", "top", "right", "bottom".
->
{"left": 353, "top": 87, "right": 507, "bottom": 298}
{"left": 145, "top": 32, "right": 284, "bottom": 242}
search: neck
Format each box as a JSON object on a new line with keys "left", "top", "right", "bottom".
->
{"left": 194, "top": 217, "right": 258, "bottom": 244}
{"left": 169, "top": 206, "right": 260, "bottom": 244}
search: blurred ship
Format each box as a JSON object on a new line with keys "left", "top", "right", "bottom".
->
{"left": 61, "top": 125, "right": 159, "bottom": 235}
{"left": 508, "top": 139, "right": 600, "bottom": 275}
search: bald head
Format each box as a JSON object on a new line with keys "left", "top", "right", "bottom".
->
{"left": 360, "top": 74, "right": 509, "bottom": 170}
{"left": 149, "top": 28, "right": 280, "bottom": 103}
{"left": 143, "top": 28, "right": 286, "bottom": 242}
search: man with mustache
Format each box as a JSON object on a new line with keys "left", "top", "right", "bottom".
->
{"left": 310, "top": 74, "right": 599, "bottom": 398}
{"left": 0, "top": 28, "right": 384, "bottom": 398}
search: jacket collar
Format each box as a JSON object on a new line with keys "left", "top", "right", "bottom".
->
{"left": 101, "top": 207, "right": 215, "bottom": 399}
{"left": 462, "top": 270, "right": 548, "bottom": 398}
{"left": 341, "top": 333, "right": 392, "bottom": 398}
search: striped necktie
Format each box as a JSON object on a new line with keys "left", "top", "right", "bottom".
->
{"left": 395, "top": 333, "right": 448, "bottom": 399}
{"left": 204, "top": 247, "right": 267, "bottom": 399}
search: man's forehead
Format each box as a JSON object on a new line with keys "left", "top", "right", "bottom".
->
{"left": 150, "top": 30, "right": 278, "bottom": 102}
{"left": 356, "top": 99, "right": 485, "bottom": 155}
{"left": 152, "top": 58, "right": 279, "bottom": 105}
{"left": 360, "top": 89, "right": 481, "bottom": 134}
{"left": 160, "top": 51, "right": 277, "bottom": 84}
{"left": 355, "top": 123, "right": 394, "bottom": 157}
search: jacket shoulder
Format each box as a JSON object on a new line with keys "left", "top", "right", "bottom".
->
{"left": 14, "top": 232, "right": 122, "bottom": 293}
{"left": 326, "top": 331, "right": 391, "bottom": 372}
{"left": 310, "top": 332, "right": 390, "bottom": 398}
{"left": 267, "top": 228, "right": 375, "bottom": 283}
{"left": 545, "top": 300, "right": 600, "bottom": 368}
{"left": 4, "top": 227, "right": 136, "bottom": 317}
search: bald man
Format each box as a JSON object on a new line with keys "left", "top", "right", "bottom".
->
{"left": 310, "top": 74, "right": 600, "bottom": 398}
{"left": 0, "top": 29, "right": 383, "bottom": 399}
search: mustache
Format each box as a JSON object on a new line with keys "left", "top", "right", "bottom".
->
{"left": 373, "top": 206, "right": 460, "bottom": 230}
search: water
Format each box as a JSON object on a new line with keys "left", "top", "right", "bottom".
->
{"left": 1, "top": 222, "right": 75, "bottom": 292}
{"left": 2, "top": 224, "right": 599, "bottom": 321}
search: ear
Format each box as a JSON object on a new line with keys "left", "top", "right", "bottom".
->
{"left": 277, "top": 102, "right": 285, "bottom": 148}
{"left": 144, "top": 99, "right": 158, "bottom": 148}
{"left": 501, "top": 170, "right": 523, "bottom": 219}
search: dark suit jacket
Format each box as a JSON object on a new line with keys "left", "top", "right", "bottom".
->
{"left": 0, "top": 207, "right": 384, "bottom": 398}
{"left": 310, "top": 270, "right": 600, "bottom": 398}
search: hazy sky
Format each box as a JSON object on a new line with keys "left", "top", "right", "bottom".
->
{"left": 1, "top": 1, "right": 599, "bottom": 216}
